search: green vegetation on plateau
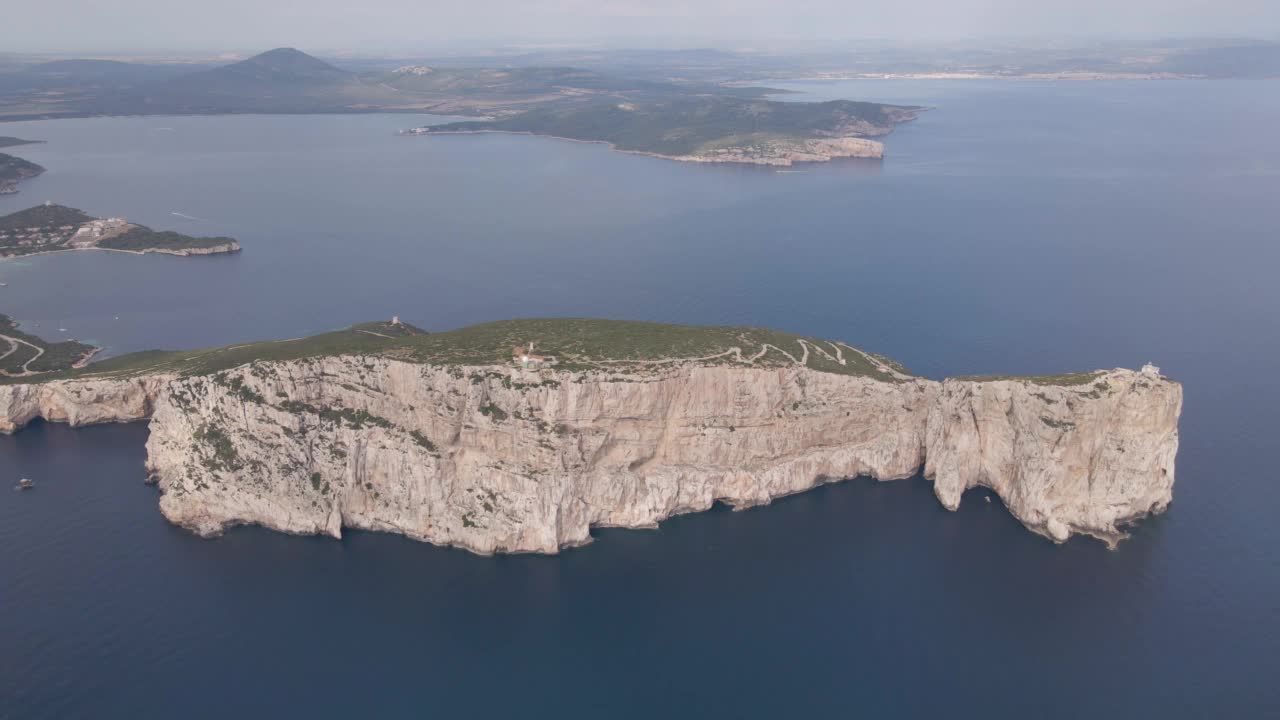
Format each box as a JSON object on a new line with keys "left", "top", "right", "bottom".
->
{"left": 1, "top": 316, "right": 1132, "bottom": 389}
{"left": 0, "top": 314, "right": 95, "bottom": 376}
{"left": 2, "top": 318, "right": 914, "bottom": 385}
{"left": 950, "top": 371, "right": 1105, "bottom": 386}
{"left": 424, "top": 96, "right": 922, "bottom": 157}
{"left": 2, "top": 320, "right": 428, "bottom": 384}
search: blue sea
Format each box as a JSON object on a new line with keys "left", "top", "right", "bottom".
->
{"left": 1, "top": 79, "right": 1278, "bottom": 718}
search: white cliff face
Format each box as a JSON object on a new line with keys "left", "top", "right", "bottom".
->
{"left": 671, "top": 137, "right": 886, "bottom": 166}
{"left": 925, "top": 373, "right": 1181, "bottom": 546}
{"left": 140, "top": 240, "right": 241, "bottom": 256}
{"left": 0, "top": 356, "right": 1180, "bottom": 552}
{"left": 0, "top": 374, "right": 173, "bottom": 433}
{"left": 78, "top": 355, "right": 1174, "bottom": 553}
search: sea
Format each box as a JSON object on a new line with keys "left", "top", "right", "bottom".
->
{"left": 1, "top": 79, "right": 1278, "bottom": 718}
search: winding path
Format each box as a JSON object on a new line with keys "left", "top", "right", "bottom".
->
{"left": 0, "top": 332, "right": 45, "bottom": 377}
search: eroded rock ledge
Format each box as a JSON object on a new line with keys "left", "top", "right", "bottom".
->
{"left": 0, "top": 353, "right": 1181, "bottom": 552}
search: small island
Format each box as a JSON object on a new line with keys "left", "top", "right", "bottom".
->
{"left": 0, "top": 203, "right": 241, "bottom": 258}
{"left": 405, "top": 96, "right": 924, "bottom": 166}
{"left": 0, "top": 152, "right": 45, "bottom": 194}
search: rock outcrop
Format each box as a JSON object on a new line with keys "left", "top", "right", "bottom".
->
{"left": 671, "top": 137, "right": 885, "bottom": 166}
{"left": 0, "top": 356, "right": 1180, "bottom": 551}
{"left": 137, "top": 240, "right": 241, "bottom": 256}
{"left": 0, "top": 374, "right": 173, "bottom": 433}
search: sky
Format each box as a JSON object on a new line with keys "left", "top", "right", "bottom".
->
{"left": 4, "top": 0, "right": 1279, "bottom": 54}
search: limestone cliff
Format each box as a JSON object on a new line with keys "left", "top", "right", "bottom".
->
{"left": 0, "top": 374, "right": 173, "bottom": 433}
{"left": 0, "top": 353, "right": 1180, "bottom": 552}
{"left": 135, "top": 240, "right": 240, "bottom": 256}
{"left": 669, "top": 137, "right": 885, "bottom": 166}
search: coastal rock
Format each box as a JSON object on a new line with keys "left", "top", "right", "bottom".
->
{"left": 924, "top": 374, "right": 1181, "bottom": 545}
{"left": 0, "top": 357, "right": 1180, "bottom": 551}
{"left": 0, "top": 374, "right": 172, "bottom": 433}
{"left": 141, "top": 240, "right": 241, "bottom": 256}
{"left": 673, "top": 137, "right": 886, "bottom": 166}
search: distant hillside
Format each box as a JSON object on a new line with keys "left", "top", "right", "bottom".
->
{"left": 381, "top": 64, "right": 676, "bottom": 96}
{"left": 0, "top": 59, "right": 196, "bottom": 95}
{"left": 172, "top": 48, "right": 352, "bottom": 92}
{"left": 0, "top": 47, "right": 772, "bottom": 120}
{"left": 132, "top": 48, "right": 375, "bottom": 114}
{"left": 0, "top": 203, "right": 91, "bottom": 230}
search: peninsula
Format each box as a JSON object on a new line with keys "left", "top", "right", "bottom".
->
{"left": 406, "top": 97, "right": 923, "bottom": 166}
{"left": 0, "top": 137, "right": 43, "bottom": 149}
{"left": 0, "top": 203, "right": 241, "bottom": 257}
{"left": 0, "top": 317, "right": 1181, "bottom": 552}
{"left": 0, "top": 152, "right": 44, "bottom": 194}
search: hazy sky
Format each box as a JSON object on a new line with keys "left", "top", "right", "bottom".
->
{"left": 6, "top": 0, "right": 1279, "bottom": 54}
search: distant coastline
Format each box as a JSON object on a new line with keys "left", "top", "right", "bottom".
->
{"left": 0, "top": 243, "right": 241, "bottom": 261}
{"left": 405, "top": 128, "right": 887, "bottom": 166}
{"left": 739, "top": 71, "right": 1199, "bottom": 83}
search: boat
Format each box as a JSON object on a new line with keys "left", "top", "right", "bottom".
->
{"left": 17, "top": 478, "right": 33, "bottom": 490}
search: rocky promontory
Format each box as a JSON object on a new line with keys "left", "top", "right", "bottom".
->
{"left": 0, "top": 319, "right": 1182, "bottom": 551}
{"left": 0, "top": 204, "right": 241, "bottom": 258}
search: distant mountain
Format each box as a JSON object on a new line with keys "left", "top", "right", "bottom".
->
{"left": 132, "top": 48, "right": 381, "bottom": 114}
{"left": 173, "top": 48, "right": 352, "bottom": 92}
